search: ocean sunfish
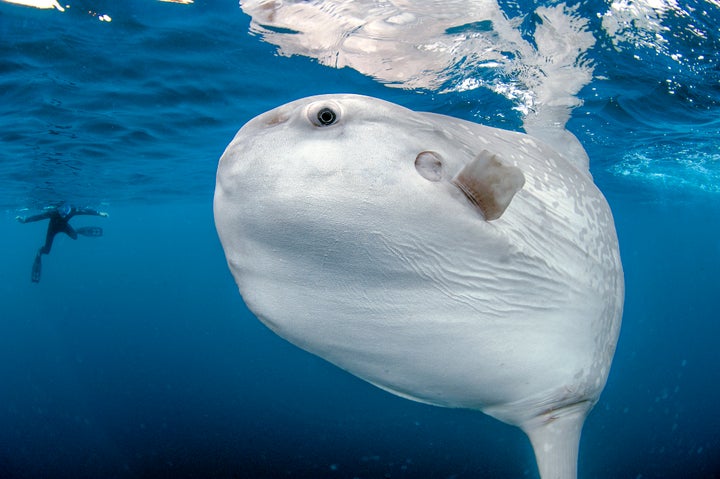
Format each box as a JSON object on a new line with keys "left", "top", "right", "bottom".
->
{"left": 214, "top": 94, "right": 624, "bottom": 479}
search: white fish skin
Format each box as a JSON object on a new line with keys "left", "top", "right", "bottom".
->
{"left": 214, "top": 94, "right": 624, "bottom": 479}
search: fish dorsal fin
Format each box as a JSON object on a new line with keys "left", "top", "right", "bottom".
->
{"left": 452, "top": 150, "right": 525, "bottom": 221}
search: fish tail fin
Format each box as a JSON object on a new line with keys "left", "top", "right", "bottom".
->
{"left": 522, "top": 401, "right": 590, "bottom": 479}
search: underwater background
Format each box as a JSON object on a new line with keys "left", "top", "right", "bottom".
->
{"left": 1, "top": 0, "right": 719, "bottom": 478}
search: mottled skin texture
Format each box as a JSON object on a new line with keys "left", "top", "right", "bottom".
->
{"left": 214, "top": 94, "right": 623, "bottom": 479}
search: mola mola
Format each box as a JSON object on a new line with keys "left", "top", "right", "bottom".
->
{"left": 214, "top": 94, "right": 624, "bottom": 479}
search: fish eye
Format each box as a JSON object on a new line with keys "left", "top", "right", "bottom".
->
{"left": 317, "top": 107, "right": 337, "bottom": 126}
{"left": 308, "top": 102, "right": 341, "bottom": 127}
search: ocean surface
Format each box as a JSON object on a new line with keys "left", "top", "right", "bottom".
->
{"left": 1, "top": 0, "right": 719, "bottom": 478}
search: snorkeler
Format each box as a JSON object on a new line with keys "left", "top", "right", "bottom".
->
{"left": 16, "top": 203, "right": 109, "bottom": 283}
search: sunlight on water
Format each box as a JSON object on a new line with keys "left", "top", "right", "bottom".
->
{"left": 1, "top": 0, "right": 193, "bottom": 14}
{"left": 602, "top": 0, "right": 682, "bottom": 54}
{"left": 2, "top": 0, "right": 64, "bottom": 10}
{"left": 611, "top": 144, "right": 720, "bottom": 193}
{"left": 601, "top": 0, "right": 719, "bottom": 76}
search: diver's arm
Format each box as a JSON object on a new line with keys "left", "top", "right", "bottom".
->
{"left": 74, "top": 207, "right": 109, "bottom": 218}
{"left": 15, "top": 211, "right": 52, "bottom": 223}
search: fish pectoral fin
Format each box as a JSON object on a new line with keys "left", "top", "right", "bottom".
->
{"left": 451, "top": 150, "right": 525, "bottom": 221}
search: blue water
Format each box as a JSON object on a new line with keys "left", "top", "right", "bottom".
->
{"left": 1, "top": 1, "right": 719, "bottom": 478}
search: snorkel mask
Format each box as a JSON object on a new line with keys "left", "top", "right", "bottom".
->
{"left": 58, "top": 203, "right": 72, "bottom": 219}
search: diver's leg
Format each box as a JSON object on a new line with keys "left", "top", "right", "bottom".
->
{"left": 39, "top": 228, "right": 55, "bottom": 255}
{"left": 31, "top": 250, "right": 42, "bottom": 283}
{"left": 33, "top": 227, "right": 56, "bottom": 282}
{"left": 63, "top": 224, "right": 78, "bottom": 240}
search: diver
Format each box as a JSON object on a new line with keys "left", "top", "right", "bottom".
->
{"left": 16, "top": 203, "right": 109, "bottom": 283}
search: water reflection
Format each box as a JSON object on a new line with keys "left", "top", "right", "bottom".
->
{"left": 1, "top": 0, "right": 193, "bottom": 12}
{"left": 2, "top": 0, "right": 64, "bottom": 11}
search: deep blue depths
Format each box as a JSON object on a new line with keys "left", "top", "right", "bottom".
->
{"left": 1, "top": 1, "right": 719, "bottom": 478}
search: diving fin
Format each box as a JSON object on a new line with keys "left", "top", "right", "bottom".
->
{"left": 77, "top": 226, "right": 103, "bottom": 237}
{"left": 31, "top": 253, "right": 42, "bottom": 283}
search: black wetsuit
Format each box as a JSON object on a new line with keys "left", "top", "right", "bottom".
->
{"left": 17, "top": 205, "right": 107, "bottom": 283}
